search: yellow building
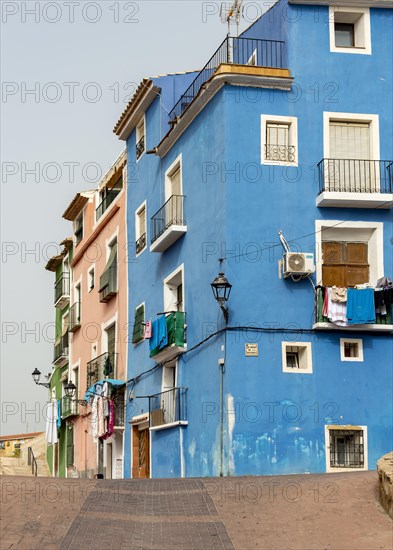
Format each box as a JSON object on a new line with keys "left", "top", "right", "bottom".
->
{"left": 0, "top": 432, "right": 44, "bottom": 458}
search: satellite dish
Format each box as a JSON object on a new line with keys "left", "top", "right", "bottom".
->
{"left": 219, "top": 0, "right": 244, "bottom": 37}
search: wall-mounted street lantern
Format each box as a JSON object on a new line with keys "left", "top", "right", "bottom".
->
{"left": 64, "top": 381, "right": 88, "bottom": 406}
{"left": 31, "top": 368, "right": 50, "bottom": 389}
{"left": 211, "top": 268, "right": 232, "bottom": 325}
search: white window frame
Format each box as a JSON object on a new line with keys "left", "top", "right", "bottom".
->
{"left": 323, "top": 112, "right": 380, "bottom": 160}
{"left": 135, "top": 200, "right": 147, "bottom": 257}
{"left": 282, "top": 342, "right": 313, "bottom": 374}
{"left": 261, "top": 115, "right": 298, "bottom": 166}
{"left": 315, "top": 220, "right": 384, "bottom": 287}
{"left": 87, "top": 264, "right": 95, "bottom": 293}
{"left": 136, "top": 115, "right": 146, "bottom": 161}
{"left": 329, "top": 6, "right": 371, "bottom": 55}
{"left": 163, "top": 264, "right": 185, "bottom": 313}
{"left": 165, "top": 154, "right": 183, "bottom": 201}
{"left": 340, "top": 338, "right": 364, "bottom": 362}
{"left": 325, "top": 425, "right": 368, "bottom": 473}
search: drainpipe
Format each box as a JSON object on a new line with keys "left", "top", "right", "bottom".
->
{"left": 219, "top": 329, "right": 227, "bottom": 477}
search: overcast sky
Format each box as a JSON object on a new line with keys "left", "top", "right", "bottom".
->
{"left": 1, "top": 1, "right": 266, "bottom": 435}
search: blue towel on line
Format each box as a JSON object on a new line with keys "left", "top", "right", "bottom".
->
{"left": 347, "top": 288, "right": 376, "bottom": 325}
{"left": 149, "top": 316, "right": 168, "bottom": 352}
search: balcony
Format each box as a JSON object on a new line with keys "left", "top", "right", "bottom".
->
{"left": 61, "top": 396, "right": 79, "bottom": 419}
{"left": 69, "top": 302, "right": 81, "bottom": 332}
{"left": 54, "top": 273, "right": 70, "bottom": 308}
{"left": 150, "top": 312, "right": 186, "bottom": 363}
{"left": 150, "top": 195, "right": 186, "bottom": 253}
{"left": 99, "top": 265, "right": 118, "bottom": 303}
{"left": 86, "top": 352, "right": 118, "bottom": 388}
{"left": 136, "top": 233, "right": 147, "bottom": 255}
{"left": 317, "top": 159, "right": 393, "bottom": 209}
{"left": 169, "top": 36, "right": 286, "bottom": 120}
{"left": 96, "top": 188, "right": 121, "bottom": 221}
{"left": 53, "top": 333, "right": 69, "bottom": 365}
{"left": 313, "top": 288, "right": 393, "bottom": 332}
{"left": 149, "top": 387, "right": 188, "bottom": 430}
{"left": 136, "top": 135, "right": 145, "bottom": 160}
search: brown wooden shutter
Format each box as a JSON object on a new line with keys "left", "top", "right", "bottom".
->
{"left": 322, "top": 241, "right": 368, "bottom": 287}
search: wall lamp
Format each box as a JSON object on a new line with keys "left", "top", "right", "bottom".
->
{"left": 211, "top": 266, "right": 232, "bottom": 325}
{"left": 31, "top": 368, "right": 50, "bottom": 389}
{"left": 64, "top": 381, "right": 88, "bottom": 406}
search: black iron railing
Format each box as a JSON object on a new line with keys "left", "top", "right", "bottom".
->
{"left": 69, "top": 302, "right": 81, "bottom": 332}
{"left": 149, "top": 387, "right": 188, "bottom": 428}
{"left": 265, "top": 145, "right": 296, "bottom": 163}
{"left": 53, "top": 333, "right": 69, "bottom": 364}
{"left": 318, "top": 159, "right": 393, "bottom": 194}
{"left": 169, "top": 36, "right": 285, "bottom": 119}
{"left": 86, "top": 352, "right": 118, "bottom": 388}
{"left": 61, "top": 396, "right": 79, "bottom": 418}
{"left": 99, "top": 265, "right": 118, "bottom": 303}
{"left": 151, "top": 195, "right": 185, "bottom": 244}
{"left": 136, "top": 135, "right": 145, "bottom": 160}
{"left": 27, "top": 447, "right": 38, "bottom": 476}
{"left": 136, "top": 233, "right": 146, "bottom": 254}
{"left": 96, "top": 189, "right": 121, "bottom": 221}
{"left": 54, "top": 273, "right": 70, "bottom": 305}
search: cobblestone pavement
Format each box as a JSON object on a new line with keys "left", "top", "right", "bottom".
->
{"left": 1, "top": 471, "right": 392, "bottom": 549}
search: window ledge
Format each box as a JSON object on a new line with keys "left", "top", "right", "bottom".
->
{"left": 313, "top": 322, "right": 393, "bottom": 333}
{"left": 150, "top": 421, "right": 188, "bottom": 432}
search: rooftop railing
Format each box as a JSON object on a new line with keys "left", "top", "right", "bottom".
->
{"left": 169, "top": 36, "right": 285, "bottom": 120}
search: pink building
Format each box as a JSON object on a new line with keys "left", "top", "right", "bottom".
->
{"left": 63, "top": 150, "right": 128, "bottom": 479}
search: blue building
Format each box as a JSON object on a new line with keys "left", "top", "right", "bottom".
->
{"left": 114, "top": 0, "right": 393, "bottom": 478}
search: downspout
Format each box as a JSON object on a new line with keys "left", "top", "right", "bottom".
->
{"left": 219, "top": 328, "right": 227, "bottom": 477}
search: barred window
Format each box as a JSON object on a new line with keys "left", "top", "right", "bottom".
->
{"left": 329, "top": 429, "right": 364, "bottom": 468}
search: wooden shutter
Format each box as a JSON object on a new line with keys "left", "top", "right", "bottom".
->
{"left": 322, "top": 241, "right": 369, "bottom": 287}
{"left": 107, "top": 324, "right": 116, "bottom": 356}
{"left": 132, "top": 304, "right": 145, "bottom": 344}
{"left": 170, "top": 167, "right": 181, "bottom": 196}
{"left": 329, "top": 122, "right": 370, "bottom": 160}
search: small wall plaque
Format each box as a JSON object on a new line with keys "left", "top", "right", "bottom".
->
{"left": 245, "top": 343, "right": 259, "bottom": 357}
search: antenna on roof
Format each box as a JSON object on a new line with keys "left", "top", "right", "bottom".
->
{"left": 220, "top": 0, "right": 245, "bottom": 37}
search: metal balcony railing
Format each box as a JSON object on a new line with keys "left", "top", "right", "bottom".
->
{"left": 53, "top": 333, "right": 69, "bottom": 364}
{"left": 61, "top": 396, "right": 79, "bottom": 418}
{"left": 169, "top": 36, "right": 285, "bottom": 119}
{"left": 318, "top": 159, "right": 393, "bottom": 194}
{"left": 151, "top": 195, "right": 185, "bottom": 244}
{"left": 54, "top": 273, "right": 70, "bottom": 305}
{"left": 149, "top": 387, "right": 188, "bottom": 428}
{"left": 69, "top": 302, "right": 81, "bottom": 332}
{"left": 136, "top": 135, "right": 145, "bottom": 160}
{"left": 136, "top": 233, "right": 146, "bottom": 254}
{"left": 99, "top": 265, "right": 118, "bottom": 303}
{"left": 86, "top": 352, "right": 118, "bottom": 388}
{"left": 96, "top": 189, "right": 121, "bottom": 221}
{"left": 265, "top": 144, "right": 296, "bottom": 163}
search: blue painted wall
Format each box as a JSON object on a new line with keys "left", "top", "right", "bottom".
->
{"left": 123, "top": 2, "right": 393, "bottom": 478}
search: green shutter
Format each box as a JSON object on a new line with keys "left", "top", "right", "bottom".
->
{"left": 99, "top": 243, "right": 118, "bottom": 291}
{"left": 132, "top": 304, "right": 145, "bottom": 344}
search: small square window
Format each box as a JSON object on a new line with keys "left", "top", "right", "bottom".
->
{"left": 329, "top": 7, "right": 371, "bottom": 55}
{"left": 282, "top": 342, "right": 312, "bottom": 374}
{"left": 340, "top": 338, "right": 363, "bottom": 362}
{"left": 334, "top": 23, "right": 354, "bottom": 48}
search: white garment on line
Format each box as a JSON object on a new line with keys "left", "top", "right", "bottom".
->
{"left": 45, "top": 400, "right": 58, "bottom": 445}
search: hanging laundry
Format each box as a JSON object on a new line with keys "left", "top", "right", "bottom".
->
{"left": 102, "top": 381, "right": 109, "bottom": 418}
{"left": 45, "top": 400, "right": 58, "bottom": 445}
{"left": 103, "top": 400, "right": 115, "bottom": 440}
{"left": 325, "top": 287, "right": 347, "bottom": 325}
{"left": 347, "top": 288, "right": 376, "bottom": 325}
{"left": 331, "top": 286, "right": 347, "bottom": 303}
{"left": 57, "top": 399, "right": 62, "bottom": 428}
{"left": 144, "top": 320, "right": 152, "bottom": 339}
{"left": 97, "top": 397, "right": 106, "bottom": 437}
{"left": 91, "top": 395, "right": 98, "bottom": 441}
{"left": 149, "top": 316, "right": 168, "bottom": 354}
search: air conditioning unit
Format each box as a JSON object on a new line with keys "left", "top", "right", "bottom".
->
{"left": 283, "top": 253, "right": 315, "bottom": 277}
